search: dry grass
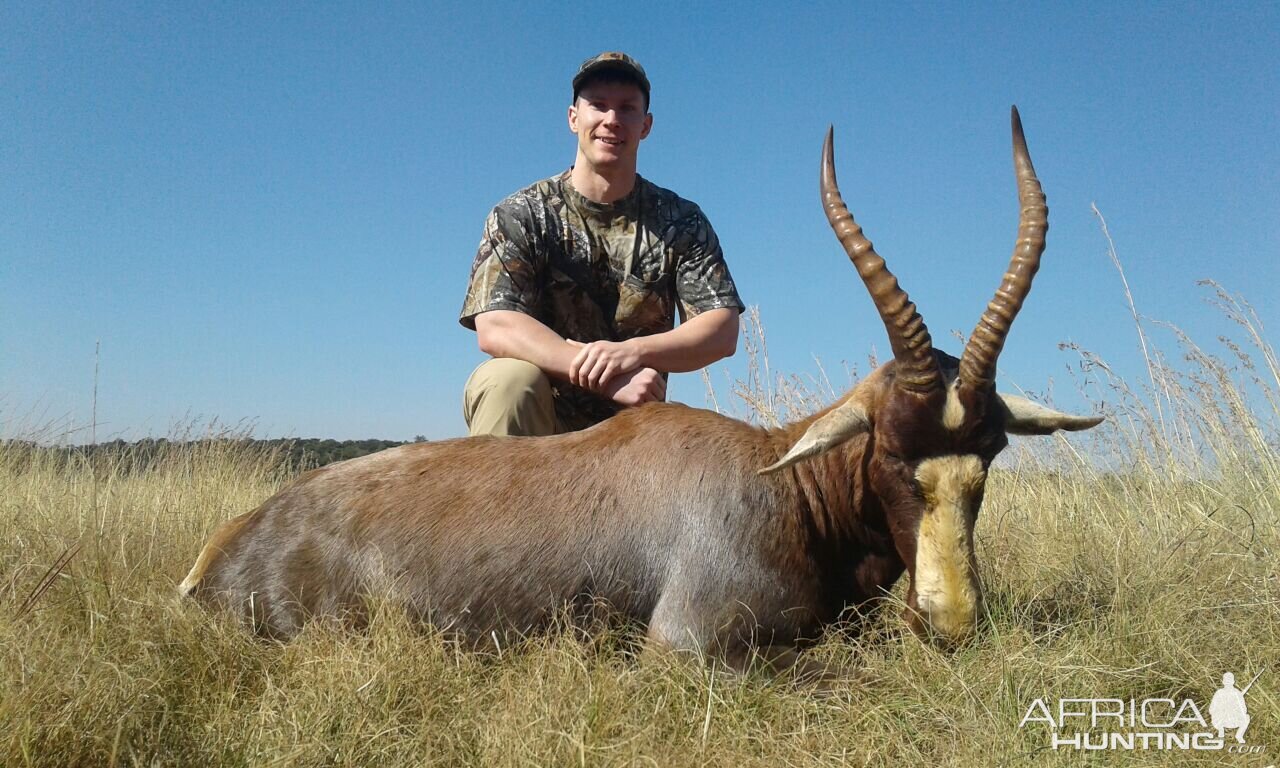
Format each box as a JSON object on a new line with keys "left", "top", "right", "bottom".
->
{"left": 3, "top": 280, "right": 1279, "bottom": 765}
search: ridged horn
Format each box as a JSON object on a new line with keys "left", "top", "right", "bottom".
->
{"left": 822, "top": 127, "right": 941, "bottom": 394}
{"left": 958, "top": 106, "right": 1048, "bottom": 389}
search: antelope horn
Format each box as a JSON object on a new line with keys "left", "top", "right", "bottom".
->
{"left": 822, "top": 127, "right": 941, "bottom": 394}
{"left": 958, "top": 106, "right": 1048, "bottom": 389}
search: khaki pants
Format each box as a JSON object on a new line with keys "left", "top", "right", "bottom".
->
{"left": 462, "top": 358, "right": 561, "bottom": 437}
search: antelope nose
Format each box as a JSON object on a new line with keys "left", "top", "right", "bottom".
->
{"left": 906, "top": 604, "right": 978, "bottom": 647}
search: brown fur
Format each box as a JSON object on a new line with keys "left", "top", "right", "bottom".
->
{"left": 183, "top": 372, "right": 909, "bottom": 657}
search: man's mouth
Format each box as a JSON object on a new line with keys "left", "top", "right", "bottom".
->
{"left": 595, "top": 136, "right": 623, "bottom": 147}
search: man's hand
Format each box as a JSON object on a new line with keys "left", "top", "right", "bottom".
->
{"left": 602, "top": 366, "right": 666, "bottom": 407}
{"left": 565, "top": 339, "right": 663, "bottom": 406}
{"left": 568, "top": 339, "right": 644, "bottom": 390}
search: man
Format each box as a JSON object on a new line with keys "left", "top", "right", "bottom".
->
{"left": 459, "top": 52, "right": 744, "bottom": 436}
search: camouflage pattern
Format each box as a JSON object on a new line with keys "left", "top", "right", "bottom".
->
{"left": 573, "top": 51, "right": 650, "bottom": 105}
{"left": 461, "top": 170, "right": 744, "bottom": 429}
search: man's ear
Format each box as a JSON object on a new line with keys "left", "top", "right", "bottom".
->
{"left": 640, "top": 112, "right": 653, "bottom": 140}
{"left": 568, "top": 102, "right": 579, "bottom": 134}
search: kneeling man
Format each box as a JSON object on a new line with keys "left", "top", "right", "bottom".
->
{"left": 460, "top": 52, "right": 744, "bottom": 436}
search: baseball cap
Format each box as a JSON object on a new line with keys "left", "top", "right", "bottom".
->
{"left": 572, "top": 51, "right": 650, "bottom": 106}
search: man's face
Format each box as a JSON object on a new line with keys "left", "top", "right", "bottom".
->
{"left": 568, "top": 81, "right": 652, "bottom": 171}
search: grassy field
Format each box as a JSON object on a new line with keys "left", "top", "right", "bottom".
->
{"left": 2, "top": 284, "right": 1277, "bottom": 767}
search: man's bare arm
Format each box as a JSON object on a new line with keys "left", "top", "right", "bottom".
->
{"left": 569, "top": 307, "right": 739, "bottom": 390}
{"left": 474, "top": 310, "right": 580, "bottom": 381}
{"left": 474, "top": 310, "right": 666, "bottom": 404}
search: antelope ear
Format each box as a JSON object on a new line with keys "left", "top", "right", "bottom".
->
{"left": 1000, "top": 394, "right": 1103, "bottom": 436}
{"left": 759, "top": 400, "right": 871, "bottom": 475}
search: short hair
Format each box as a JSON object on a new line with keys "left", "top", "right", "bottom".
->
{"left": 573, "top": 69, "right": 650, "bottom": 112}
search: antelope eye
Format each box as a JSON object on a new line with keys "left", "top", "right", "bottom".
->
{"left": 880, "top": 444, "right": 913, "bottom": 463}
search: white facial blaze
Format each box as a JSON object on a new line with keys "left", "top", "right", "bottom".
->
{"left": 941, "top": 380, "right": 966, "bottom": 430}
{"left": 913, "top": 455, "right": 985, "bottom": 639}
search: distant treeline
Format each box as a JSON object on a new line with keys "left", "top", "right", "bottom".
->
{"left": 2, "top": 436, "right": 426, "bottom": 474}
{"left": 271, "top": 437, "right": 422, "bottom": 468}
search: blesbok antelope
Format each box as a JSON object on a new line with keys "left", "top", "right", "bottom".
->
{"left": 181, "top": 108, "right": 1101, "bottom": 669}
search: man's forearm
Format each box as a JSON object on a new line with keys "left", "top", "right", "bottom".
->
{"left": 473, "top": 310, "right": 579, "bottom": 381}
{"left": 479, "top": 307, "right": 737, "bottom": 396}
{"left": 631, "top": 307, "right": 739, "bottom": 373}
{"left": 476, "top": 310, "right": 667, "bottom": 405}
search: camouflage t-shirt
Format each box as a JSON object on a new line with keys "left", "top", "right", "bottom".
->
{"left": 460, "top": 170, "right": 744, "bottom": 430}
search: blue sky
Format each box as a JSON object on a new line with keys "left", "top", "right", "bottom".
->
{"left": 3, "top": 2, "right": 1277, "bottom": 442}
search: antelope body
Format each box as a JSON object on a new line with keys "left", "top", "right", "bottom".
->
{"left": 183, "top": 110, "right": 1101, "bottom": 668}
